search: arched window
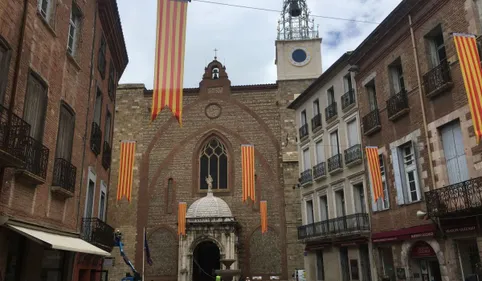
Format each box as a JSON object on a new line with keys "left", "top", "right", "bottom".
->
{"left": 212, "top": 67, "right": 220, "bottom": 80}
{"left": 200, "top": 138, "right": 228, "bottom": 190}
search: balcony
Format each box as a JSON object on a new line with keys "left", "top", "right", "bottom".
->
{"left": 300, "top": 169, "right": 313, "bottom": 186}
{"left": 0, "top": 104, "right": 31, "bottom": 167}
{"left": 425, "top": 177, "right": 482, "bottom": 218}
{"left": 328, "top": 154, "right": 343, "bottom": 174}
{"left": 298, "top": 213, "right": 370, "bottom": 240}
{"left": 344, "top": 144, "right": 362, "bottom": 167}
{"left": 362, "top": 109, "right": 381, "bottom": 136}
{"left": 387, "top": 89, "right": 410, "bottom": 121}
{"left": 423, "top": 60, "right": 453, "bottom": 98}
{"left": 299, "top": 124, "right": 309, "bottom": 140}
{"left": 90, "top": 122, "right": 102, "bottom": 156}
{"left": 313, "top": 162, "right": 326, "bottom": 180}
{"left": 341, "top": 89, "right": 356, "bottom": 111}
{"left": 51, "top": 158, "right": 77, "bottom": 197}
{"left": 325, "top": 102, "right": 338, "bottom": 122}
{"left": 16, "top": 136, "right": 49, "bottom": 184}
{"left": 81, "top": 217, "right": 115, "bottom": 252}
{"left": 102, "top": 141, "right": 111, "bottom": 170}
{"left": 311, "top": 114, "right": 322, "bottom": 132}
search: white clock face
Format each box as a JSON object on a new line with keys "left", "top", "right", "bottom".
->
{"left": 290, "top": 47, "right": 311, "bottom": 66}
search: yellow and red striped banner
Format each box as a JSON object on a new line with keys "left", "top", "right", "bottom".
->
{"left": 454, "top": 33, "right": 482, "bottom": 144}
{"left": 116, "top": 141, "right": 136, "bottom": 202}
{"left": 178, "top": 202, "right": 187, "bottom": 236}
{"left": 365, "top": 146, "right": 383, "bottom": 202}
{"left": 241, "top": 145, "right": 255, "bottom": 203}
{"left": 260, "top": 201, "right": 268, "bottom": 234}
{"left": 151, "top": 0, "right": 190, "bottom": 126}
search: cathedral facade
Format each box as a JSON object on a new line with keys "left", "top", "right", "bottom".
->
{"left": 107, "top": 2, "right": 322, "bottom": 280}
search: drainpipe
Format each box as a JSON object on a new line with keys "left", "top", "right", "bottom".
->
{"left": 0, "top": 0, "right": 29, "bottom": 188}
{"left": 76, "top": 1, "right": 98, "bottom": 231}
{"left": 409, "top": 14, "right": 437, "bottom": 191}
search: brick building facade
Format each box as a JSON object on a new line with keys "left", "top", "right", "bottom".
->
{"left": 0, "top": 0, "right": 127, "bottom": 280}
{"left": 349, "top": 0, "right": 482, "bottom": 280}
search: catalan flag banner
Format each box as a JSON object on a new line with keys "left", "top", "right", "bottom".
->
{"left": 178, "top": 202, "right": 187, "bottom": 236}
{"left": 151, "top": 0, "right": 191, "bottom": 126}
{"left": 453, "top": 33, "right": 482, "bottom": 144}
{"left": 241, "top": 145, "right": 255, "bottom": 203}
{"left": 260, "top": 201, "right": 268, "bottom": 234}
{"left": 116, "top": 141, "right": 136, "bottom": 202}
{"left": 365, "top": 146, "right": 384, "bottom": 202}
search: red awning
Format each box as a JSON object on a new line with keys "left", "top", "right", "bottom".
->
{"left": 372, "top": 224, "right": 436, "bottom": 243}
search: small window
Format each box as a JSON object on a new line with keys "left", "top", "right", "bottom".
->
{"left": 330, "top": 130, "right": 340, "bottom": 156}
{"left": 98, "top": 34, "right": 107, "bottom": 78}
{"left": 199, "top": 138, "right": 228, "bottom": 190}
{"left": 343, "top": 73, "right": 353, "bottom": 93}
{"left": 327, "top": 87, "right": 335, "bottom": 105}
{"left": 388, "top": 58, "right": 405, "bottom": 95}
{"left": 400, "top": 142, "right": 421, "bottom": 203}
{"left": 0, "top": 37, "right": 12, "bottom": 104}
{"left": 302, "top": 147, "right": 310, "bottom": 171}
{"left": 335, "top": 189, "right": 346, "bottom": 217}
{"left": 99, "top": 190, "right": 106, "bottom": 221}
{"left": 315, "top": 141, "right": 324, "bottom": 164}
{"left": 38, "top": 0, "right": 52, "bottom": 22}
{"left": 93, "top": 88, "right": 102, "bottom": 125}
{"left": 425, "top": 25, "right": 447, "bottom": 68}
{"left": 312, "top": 99, "right": 320, "bottom": 116}
{"left": 24, "top": 72, "right": 48, "bottom": 141}
{"left": 306, "top": 199, "right": 314, "bottom": 224}
{"left": 319, "top": 195, "right": 328, "bottom": 221}
{"left": 300, "top": 110, "right": 307, "bottom": 125}
{"left": 365, "top": 79, "right": 377, "bottom": 111}
{"left": 55, "top": 103, "right": 75, "bottom": 162}
{"left": 67, "top": 4, "right": 82, "bottom": 56}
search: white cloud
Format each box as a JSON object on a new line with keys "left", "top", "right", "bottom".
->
{"left": 117, "top": 0, "right": 402, "bottom": 88}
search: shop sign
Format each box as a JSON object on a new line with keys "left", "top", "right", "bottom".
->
{"left": 444, "top": 226, "right": 476, "bottom": 234}
{"left": 410, "top": 242, "right": 436, "bottom": 258}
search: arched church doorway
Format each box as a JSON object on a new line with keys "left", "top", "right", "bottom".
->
{"left": 193, "top": 241, "right": 221, "bottom": 281}
{"left": 409, "top": 241, "right": 442, "bottom": 281}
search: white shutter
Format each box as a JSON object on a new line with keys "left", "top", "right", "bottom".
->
{"left": 391, "top": 147, "right": 405, "bottom": 205}
{"left": 347, "top": 119, "right": 358, "bottom": 147}
{"left": 367, "top": 165, "right": 378, "bottom": 212}
{"left": 303, "top": 148, "right": 311, "bottom": 171}
{"left": 442, "top": 122, "right": 469, "bottom": 184}
{"left": 316, "top": 141, "right": 324, "bottom": 164}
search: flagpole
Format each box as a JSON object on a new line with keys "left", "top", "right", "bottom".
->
{"left": 142, "top": 226, "right": 146, "bottom": 281}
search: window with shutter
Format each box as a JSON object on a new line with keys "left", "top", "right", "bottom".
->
{"left": 315, "top": 141, "right": 324, "bottom": 164}
{"left": 306, "top": 200, "right": 314, "bottom": 224}
{"left": 0, "top": 37, "right": 12, "bottom": 104}
{"left": 24, "top": 72, "right": 48, "bottom": 141}
{"left": 347, "top": 119, "right": 359, "bottom": 147}
{"left": 378, "top": 154, "right": 390, "bottom": 210}
{"left": 391, "top": 146, "right": 405, "bottom": 205}
{"left": 55, "top": 103, "right": 75, "bottom": 162}
{"left": 303, "top": 148, "right": 311, "bottom": 170}
{"left": 365, "top": 80, "right": 377, "bottom": 111}
{"left": 330, "top": 130, "right": 339, "bottom": 156}
{"left": 441, "top": 121, "right": 469, "bottom": 184}
{"left": 392, "top": 142, "right": 421, "bottom": 204}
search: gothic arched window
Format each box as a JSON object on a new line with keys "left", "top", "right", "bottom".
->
{"left": 200, "top": 138, "right": 228, "bottom": 190}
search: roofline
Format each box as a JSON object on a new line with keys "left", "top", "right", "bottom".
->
{"left": 117, "top": 83, "right": 280, "bottom": 96}
{"left": 288, "top": 52, "right": 352, "bottom": 109}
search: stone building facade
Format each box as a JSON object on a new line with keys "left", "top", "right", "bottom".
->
{"left": 349, "top": 0, "right": 482, "bottom": 280}
{"left": 0, "top": 0, "right": 127, "bottom": 280}
{"left": 289, "top": 53, "right": 373, "bottom": 281}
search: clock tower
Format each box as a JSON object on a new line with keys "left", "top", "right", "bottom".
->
{"left": 275, "top": 0, "right": 322, "bottom": 81}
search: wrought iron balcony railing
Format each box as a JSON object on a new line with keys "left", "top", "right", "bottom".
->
{"left": 423, "top": 60, "right": 452, "bottom": 98}
{"left": 299, "top": 123, "right": 309, "bottom": 140}
{"left": 81, "top": 217, "right": 115, "bottom": 252}
{"left": 313, "top": 162, "right": 326, "bottom": 179}
{"left": 344, "top": 144, "right": 362, "bottom": 166}
{"left": 325, "top": 102, "right": 338, "bottom": 121}
{"left": 328, "top": 154, "right": 343, "bottom": 173}
{"left": 102, "top": 141, "right": 112, "bottom": 170}
{"left": 0, "top": 104, "right": 31, "bottom": 165}
{"left": 387, "top": 89, "right": 409, "bottom": 120}
{"left": 298, "top": 213, "right": 370, "bottom": 240}
{"left": 362, "top": 109, "right": 381, "bottom": 135}
{"left": 300, "top": 169, "right": 313, "bottom": 186}
{"left": 425, "top": 177, "right": 482, "bottom": 218}
{"left": 311, "top": 113, "right": 322, "bottom": 131}
{"left": 90, "top": 122, "right": 102, "bottom": 156}
{"left": 22, "top": 136, "right": 49, "bottom": 180}
{"left": 341, "top": 89, "right": 356, "bottom": 110}
{"left": 52, "top": 158, "right": 77, "bottom": 193}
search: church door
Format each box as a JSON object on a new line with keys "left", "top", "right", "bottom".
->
{"left": 193, "top": 241, "right": 221, "bottom": 281}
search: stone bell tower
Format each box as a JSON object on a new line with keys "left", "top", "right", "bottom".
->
{"left": 275, "top": 0, "right": 322, "bottom": 81}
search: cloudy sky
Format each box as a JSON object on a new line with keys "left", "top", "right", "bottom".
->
{"left": 117, "top": 0, "right": 402, "bottom": 88}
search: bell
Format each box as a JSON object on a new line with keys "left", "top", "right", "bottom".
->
{"left": 289, "top": 0, "right": 302, "bottom": 17}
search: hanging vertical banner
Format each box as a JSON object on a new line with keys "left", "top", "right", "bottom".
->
{"left": 453, "top": 33, "right": 482, "bottom": 144}
{"left": 116, "top": 141, "right": 136, "bottom": 202}
{"left": 178, "top": 202, "right": 187, "bottom": 236}
{"left": 151, "top": 0, "right": 191, "bottom": 126}
{"left": 241, "top": 144, "right": 255, "bottom": 203}
{"left": 365, "top": 146, "right": 383, "bottom": 202}
{"left": 260, "top": 201, "right": 268, "bottom": 234}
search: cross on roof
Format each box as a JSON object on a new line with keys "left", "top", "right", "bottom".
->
{"left": 214, "top": 48, "right": 218, "bottom": 60}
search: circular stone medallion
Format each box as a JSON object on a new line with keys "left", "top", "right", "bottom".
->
{"left": 289, "top": 47, "right": 311, "bottom": 67}
{"left": 205, "top": 103, "right": 222, "bottom": 119}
